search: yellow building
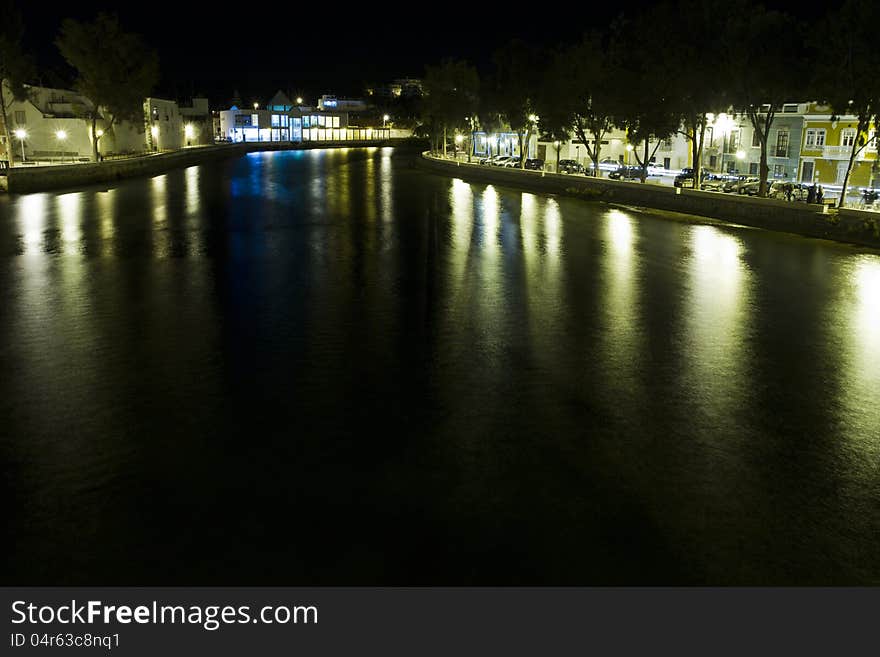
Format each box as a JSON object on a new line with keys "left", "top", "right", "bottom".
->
{"left": 799, "top": 103, "right": 877, "bottom": 188}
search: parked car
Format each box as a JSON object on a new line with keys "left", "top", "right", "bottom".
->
{"left": 647, "top": 161, "right": 667, "bottom": 175}
{"left": 491, "top": 155, "right": 513, "bottom": 167}
{"left": 480, "top": 154, "right": 507, "bottom": 165}
{"left": 700, "top": 174, "right": 729, "bottom": 191}
{"left": 673, "top": 167, "right": 708, "bottom": 188}
{"left": 738, "top": 178, "right": 765, "bottom": 195}
{"left": 768, "top": 180, "right": 811, "bottom": 201}
{"left": 598, "top": 157, "right": 620, "bottom": 172}
{"left": 502, "top": 156, "right": 522, "bottom": 168}
{"left": 557, "top": 159, "right": 584, "bottom": 174}
{"left": 721, "top": 175, "right": 754, "bottom": 193}
{"left": 608, "top": 165, "right": 645, "bottom": 180}
{"left": 524, "top": 158, "right": 544, "bottom": 170}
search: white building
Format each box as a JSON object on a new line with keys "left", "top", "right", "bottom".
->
{"left": 218, "top": 105, "right": 390, "bottom": 143}
{"left": 317, "top": 95, "right": 368, "bottom": 112}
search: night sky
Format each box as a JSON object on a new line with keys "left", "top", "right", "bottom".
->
{"left": 18, "top": 0, "right": 809, "bottom": 108}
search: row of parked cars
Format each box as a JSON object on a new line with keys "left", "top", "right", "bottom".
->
{"left": 674, "top": 170, "right": 817, "bottom": 199}
{"left": 478, "top": 154, "right": 545, "bottom": 170}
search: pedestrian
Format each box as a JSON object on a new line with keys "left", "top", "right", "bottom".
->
{"left": 817, "top": 185, "right": 824, "bottom": 205}
{"left": 784, "top": 182, "right": 793, "bottom": 202}
{"left": 807, "top": 184, "right": 817, "bottom": 204}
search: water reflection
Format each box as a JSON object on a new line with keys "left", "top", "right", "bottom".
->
{"left": 684, "top": 225, "right": 751, "bottom": 415}
{"left": 836, "top": 256, "right": 880, "bottom": 446}
{"left": 184, "top": 166, "right": 200, "bottom": 218}
{"left": 480, "top": 185, "right": 500, "bottom": 257}
{"left": 18, "top": 193, "right": 48, "bottom": 255}
{"left": 3, "top": 148, "right": 880, "bottom": 585}
{"left": 600, "top": 209, "right": 640, "bottom": 386}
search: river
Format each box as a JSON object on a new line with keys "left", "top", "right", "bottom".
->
{"left": 1, "top": 147, "right": 878, "bottom": 584}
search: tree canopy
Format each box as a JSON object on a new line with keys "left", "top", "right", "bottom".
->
{"left": 56, "top": 13, "right": 158, "bottom": 161}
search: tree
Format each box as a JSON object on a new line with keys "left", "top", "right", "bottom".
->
{"left": 812, "top": 0, "right": 880, "bottom": 207}
{"left": 552, "top": 33, "right": 621, "bottom": 176}
{"left": 0, "top": 0, "right": 33, "bottom": 164}
{"left": 422, "top": 59, "right": 479, "bottom": 158}
{"left": 56, "top": 13, "right": 158, "bottom": 162}
{"left": 723, "top": 3, "right": 807, "bottom": 197}
{"left": 490, "top": 40, "right": 543, "bottom": 169}
{"left": 661, "top": 0, "right": 728, "bottom": 190}
{"left": 613, "top": 11, "right": 679, "bottom": 183}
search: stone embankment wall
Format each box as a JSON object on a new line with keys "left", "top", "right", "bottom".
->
{"left": 1, "top": 139, "right": 421, "bottom": 194}
{"left": 417, "top": 154, "right": 880, "bottom": 249}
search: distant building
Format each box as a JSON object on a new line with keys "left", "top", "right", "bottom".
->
{"left": 1, "top": 80, "right": 144, "bottom": 162}
{"left": 179, "top": 97, "right": 213, "bottom": 147}
{"left": 318, "top": 95, "right": 368, "bottom": 112}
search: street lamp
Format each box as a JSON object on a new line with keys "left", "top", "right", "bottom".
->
{"left": 296, "top": 97, "right": 303, "bottom": 105}
{"left": 383, "top": 114, "right": 389, "bottom": 128}
{"left": 253, "top": 102, "right": 259, "bottom": 110}
{"left": 56, "top": 130, "right": 67, "bottom": 163}
{"left": 184, "top": 123, "right": 194, "bottom": 146}
{"left": 625, "top": 143, "right": 634, "bottom": 166}
{"left": 14, "top": 128, "right": 26, "bottom": 164}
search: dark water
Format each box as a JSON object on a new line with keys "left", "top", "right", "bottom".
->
{"left": 1, "top": 147, "right": 878, "bottom": 585}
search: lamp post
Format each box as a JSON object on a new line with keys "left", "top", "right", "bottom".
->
{"left": 14, "top": 129, "right": 26, "bottom": 164}
{"left": 454, "top": 133, "right": 463, "bottom": 159}
{"left": 55, "top": 130, "right": 67, "bottom": 163}
{"left": 625, "top": 143, "right": 634, "bottom": 166}
{"left": 383, "top": 114, "right": 389, "bottom": 128}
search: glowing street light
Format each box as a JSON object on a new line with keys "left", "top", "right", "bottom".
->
{"left": 296, "top": 97, "right": 303, "bottom": 105}
{"left": 253, "top": 102, "right": 259, "bottom": 110}
{"left": 736, "top": 149, "right": 746, "bottom": 160}
{"left": 455, "top": 134, "right": 463, "bottom": 144}
{"left": 383, "top": 114, "right": 390, "bottom": 128}
{"left": 55, "top": 129, "right": 68, "bottom": 163}
{"left": 14, "top": 128, "right": 27, "bottom": 163}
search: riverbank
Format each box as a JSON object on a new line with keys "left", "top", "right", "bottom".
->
{"left": 0, "top": 139, "right": 424, "bottom": 194}
{"left": 417, "top": 153, "right": 880, "bottom": 249}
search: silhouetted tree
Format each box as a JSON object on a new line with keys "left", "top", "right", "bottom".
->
{"left": 723, "top": 3, "right": 807, "bottom": 196}
{"left": 0, "top": 0, "right": 33, "bottom": 164}
{"left": 812, "top": 0, "right": 880, "bottom": 206}
{"left": 552, "top": 33, "right": 622, "bottom": 176}
{"left": 423, "top": 59, "right": 479, "bottom": 157}
{"left": 490, "top": 40, "right": 543, "bottom": 168}
{"left": 56, "top": 13, "right": 158, "bottom": 162}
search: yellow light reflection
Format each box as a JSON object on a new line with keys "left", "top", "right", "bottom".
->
{"left": 520, "top": 192, "right": 537, "bottom": 257}
{"left": 684, "top": 225, "right": 751, "bottom": 409}
{"left": 364, "top": 154, "right": 376, "bottom": 223}
{"left": 448, "top": 178, "right": 474, "bottom": 291}
{"left": 481, "top": 185, "right": 499, "bottom": 256}
{"left": 97, "top": 190, "right": 115, "bottom": 256}
{"left": 544, "top": 198, "right": 562, "bottom": 260}
{"left": 57, "top": 192, "right": 82, "bottom": 253}
{"left": 380, "top": 150, "right": 392, "bottom": 223}
{"left": 151, "top": 175, "right": 168, "bottom": 256}
{"left": 847, "top": 257, "right": 880, "bottom": 387}
{"left": 184, "top": 166, "right": 200, "bottom": 217}
{"left": 18, "top": 193, "right": 48, "bottom": 254}
{"left": 601, "top": 210, "right": 638, "bottom": 374}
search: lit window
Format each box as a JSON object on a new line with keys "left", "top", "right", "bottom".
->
{"left": 252, "top": 113, "right": 259, "bottom": 127}
{"left": 840, "top": 129, "right": 856, "bottom": 147}
{"left": 332, "top": 116, "right": 340, "bottom": 128}
{"left": 271, "top": 114, "right": 280, "bottom": 127}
